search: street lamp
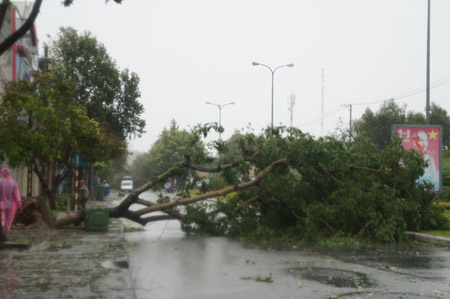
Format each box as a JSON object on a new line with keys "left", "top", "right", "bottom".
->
{"left": 206, "top": 101, "right": 235, "bottom": 140}
{"left": 252, "top": 61, "right": 294, "bottom": 128}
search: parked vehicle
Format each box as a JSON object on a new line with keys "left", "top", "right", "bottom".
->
{"left": 120, "top": 176, "right": 133, "bottom": 194}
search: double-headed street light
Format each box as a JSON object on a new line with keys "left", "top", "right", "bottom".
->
{"left": 206, "top": 101, "right": 235, "bottom": 140}
{"left": 252, "top": 61, "right": 294, "bottom": 128}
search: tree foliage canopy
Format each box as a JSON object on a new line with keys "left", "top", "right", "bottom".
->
{"left": 0, "top": 72, "right": 125, "bottom": 195}
{"left": 353, "top": 99, "right": 450, "bottom": 148}
{"left": 177, "top": 126, "right": 447, "bottom": 243}
{"left": 50, "top": 27, "right": 145, "bottom": 141}
{"left": 130, "top": 120, "right": 206, "bottom": 188}
{"left": 99, "top": 124, "right": 446, "bottom": 244}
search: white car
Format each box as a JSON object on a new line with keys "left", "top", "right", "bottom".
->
{"left": 120, "top": 178, "right": 133, "bottom": 193}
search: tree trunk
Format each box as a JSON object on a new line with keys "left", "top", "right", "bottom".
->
{"left": 45, "top": 188, "right": 58, "bottom": 210}
{"left": 54, "top": 210, "right": 83, "bottom": 227}
{"left": 36, "top": 196, "right": 55, "bottom": 228}
{"left": 32, "top": 161, "right": 56, "bottom": 227}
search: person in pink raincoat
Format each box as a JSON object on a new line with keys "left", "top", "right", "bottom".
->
{"left": 0, "top": 168, "right": 22, "bottom": 241}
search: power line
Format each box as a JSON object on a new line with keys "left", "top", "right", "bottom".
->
{"left": 345, "top": 74, "right": 450, "bottom": 106}
{"left": 321, "top": 68, "right": 325, "bottom": 136}
{"left": 299, "top": 74, "right": 450, "bottom": 129}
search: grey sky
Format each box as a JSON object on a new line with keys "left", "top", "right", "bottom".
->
{"left": 36, "top": 0, "right": 450, "bottom": 152}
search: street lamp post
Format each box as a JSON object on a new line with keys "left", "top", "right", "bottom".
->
{"left": 206, "top": 101, "right": 235, "bottom": 140}
{"left": 252, "top": 61, "right": 294, "bottom": 128}
{"left": 426, "top": 0, "right": 431, "bottom": 124}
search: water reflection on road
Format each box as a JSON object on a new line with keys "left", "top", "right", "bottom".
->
{"left": 119, "top": 192, "right": 450, "bottom": 299}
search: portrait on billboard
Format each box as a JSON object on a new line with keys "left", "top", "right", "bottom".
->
{"left": 392, "top": 125, "right": 442, "bottom": 192}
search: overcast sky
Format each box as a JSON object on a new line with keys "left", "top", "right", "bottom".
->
{"left": 36, "top": 0, "right": 450, "bottom": 153}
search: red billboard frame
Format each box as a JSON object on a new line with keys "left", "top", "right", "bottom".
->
{"left": 392, "top": 124, "right": 442, "bottom": 193}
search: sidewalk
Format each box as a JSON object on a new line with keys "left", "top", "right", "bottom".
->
{"left": 0, "top": 194, "right": 135, "bottom": 299}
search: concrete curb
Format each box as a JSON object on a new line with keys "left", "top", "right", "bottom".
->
{"left": 0, "top": 241, "right": 31, "bottom": 250}
{"left": 406, "top": 231, "right": 450, "bottom": 246}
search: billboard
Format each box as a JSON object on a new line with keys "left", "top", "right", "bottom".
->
{"left": 392, "top": 124, "right": 442, "bottom": 192}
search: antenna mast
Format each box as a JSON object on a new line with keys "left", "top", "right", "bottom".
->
{"left": 287, "top": 94, "right": 295, "bottom": 127}
{"left": 321, "top": 68, "right": 325, "bottom": 136}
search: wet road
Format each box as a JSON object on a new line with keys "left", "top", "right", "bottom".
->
{"left": 122, "top": 192, "right": 450, "bottom": 299}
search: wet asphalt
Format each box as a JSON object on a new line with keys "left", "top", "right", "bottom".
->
{"left": 1, "top": 192, "right": 450, "bottom": 298}
{"left": 126, "top": 192, "right": 450, "bottom": 299}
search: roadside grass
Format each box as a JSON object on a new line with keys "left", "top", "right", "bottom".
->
{"left": 420, "top": 207, "right": 450, "bottom": 238}
{"left": 9, "top": 237, "right": 29, "bottom": 244}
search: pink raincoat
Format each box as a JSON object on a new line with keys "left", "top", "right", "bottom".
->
{"left": 0, "top": 168, "right": 22, "bottom": 234}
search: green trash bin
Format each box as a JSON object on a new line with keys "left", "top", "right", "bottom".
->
{"left": 85, "top": 207, "right": 109, "bottom": 231}
{"left": 96, "top": 186, "right": 105, "bottom": 201}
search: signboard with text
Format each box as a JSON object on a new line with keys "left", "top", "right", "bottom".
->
{"left": 392, "top": 124, "right": 442, "bottom": 192}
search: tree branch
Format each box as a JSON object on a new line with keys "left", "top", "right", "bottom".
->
{"left": 350, "top": 166, "right": 382, "bottom": 173}
{"left": 134, "top": 158, "right": 289, "bottom": 216}
{"left": 233, "top": 196, "right": 259, "bottom": 213}
{"left": 202, "top": 196, "right": 260, "bottom": 225}
{"left": 113, "top": 163, "right": 185, "bottom": 214}
{"left": 0, "top": 2, "right": 9, "bottom": 33}
{"left": 141, "top": 214, "right": 180, "bottom": 224}
{"left": 135, "top": 197, "right": 183, "bottom": 218}
{"left": 115, "top": 152, "right": 262, "bottom": 214}
{"left": 258, "top": 185, "right": 300, "bottom": 219}
{"left": 320, "top": 166, "right": 346, "bottom": 187}
{"left": 316, "top": 216, "right": 336, "bottom": 232}
{"left": 0, "top": 0, "right": 43, "bottom": 55}
{"left": 182, "top": 152, "right": 260, "bottom": 173}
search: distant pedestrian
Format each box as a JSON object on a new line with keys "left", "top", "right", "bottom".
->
{"left": 103, "top": 180, "right": 110, "bottom": 197}
{"left": 0, "top": 168, "right": 22, "bottom": 242}
{"left": 79, "top": 179, "right": 89, "bottom": 211}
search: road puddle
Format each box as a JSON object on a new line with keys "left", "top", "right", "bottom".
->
{"left": 288, "top": 267, "right": 376, "bottom": 288}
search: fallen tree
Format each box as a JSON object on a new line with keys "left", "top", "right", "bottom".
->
{"left": 53, "top": 126, "right": 448, "bottom": 243}
{"left": 54, "top": 154, "right": 285, "bottom": 226}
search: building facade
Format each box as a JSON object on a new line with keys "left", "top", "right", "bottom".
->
{"left": 0, "top": 2, "right": 41, "bottom": 198}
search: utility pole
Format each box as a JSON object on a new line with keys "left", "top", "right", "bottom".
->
{"left": 287, "top": 93, "right": 295, "bottom": 127}
{"left": 426, "top": 0, "right": 431, "bottom": 124}
{"left": 44, "top": 43, "right": 49, "bottom": 71}
{"left": 342, "top": 104, "right": 353, "bottom": 142}
{"left": 321, "top": 68, "right": 325, "bottom": 136}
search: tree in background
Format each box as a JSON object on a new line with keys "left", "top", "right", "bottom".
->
{"left": 221, "top": 131, "right": 245, "bottom": 158}
{"left": 430, "top": 103, "right": 450, "bottom": 146}
{"left": 352, "top": 99, "right": 450, "bottom": 148}
{"left": 50, "top": 27, "right": 145, "bottom": 142}
{"left": 46, "top": 27, "right": 145, "bottom": 192}
{"left": 130, "top": 120, "right": 206, "bottom": 189}
{"left": 94, "top": 152, "right": 129, "bottom": 190}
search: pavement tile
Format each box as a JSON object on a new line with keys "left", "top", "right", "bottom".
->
{"left": 0, "top": 195, "right": 134, "bottom": 299}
